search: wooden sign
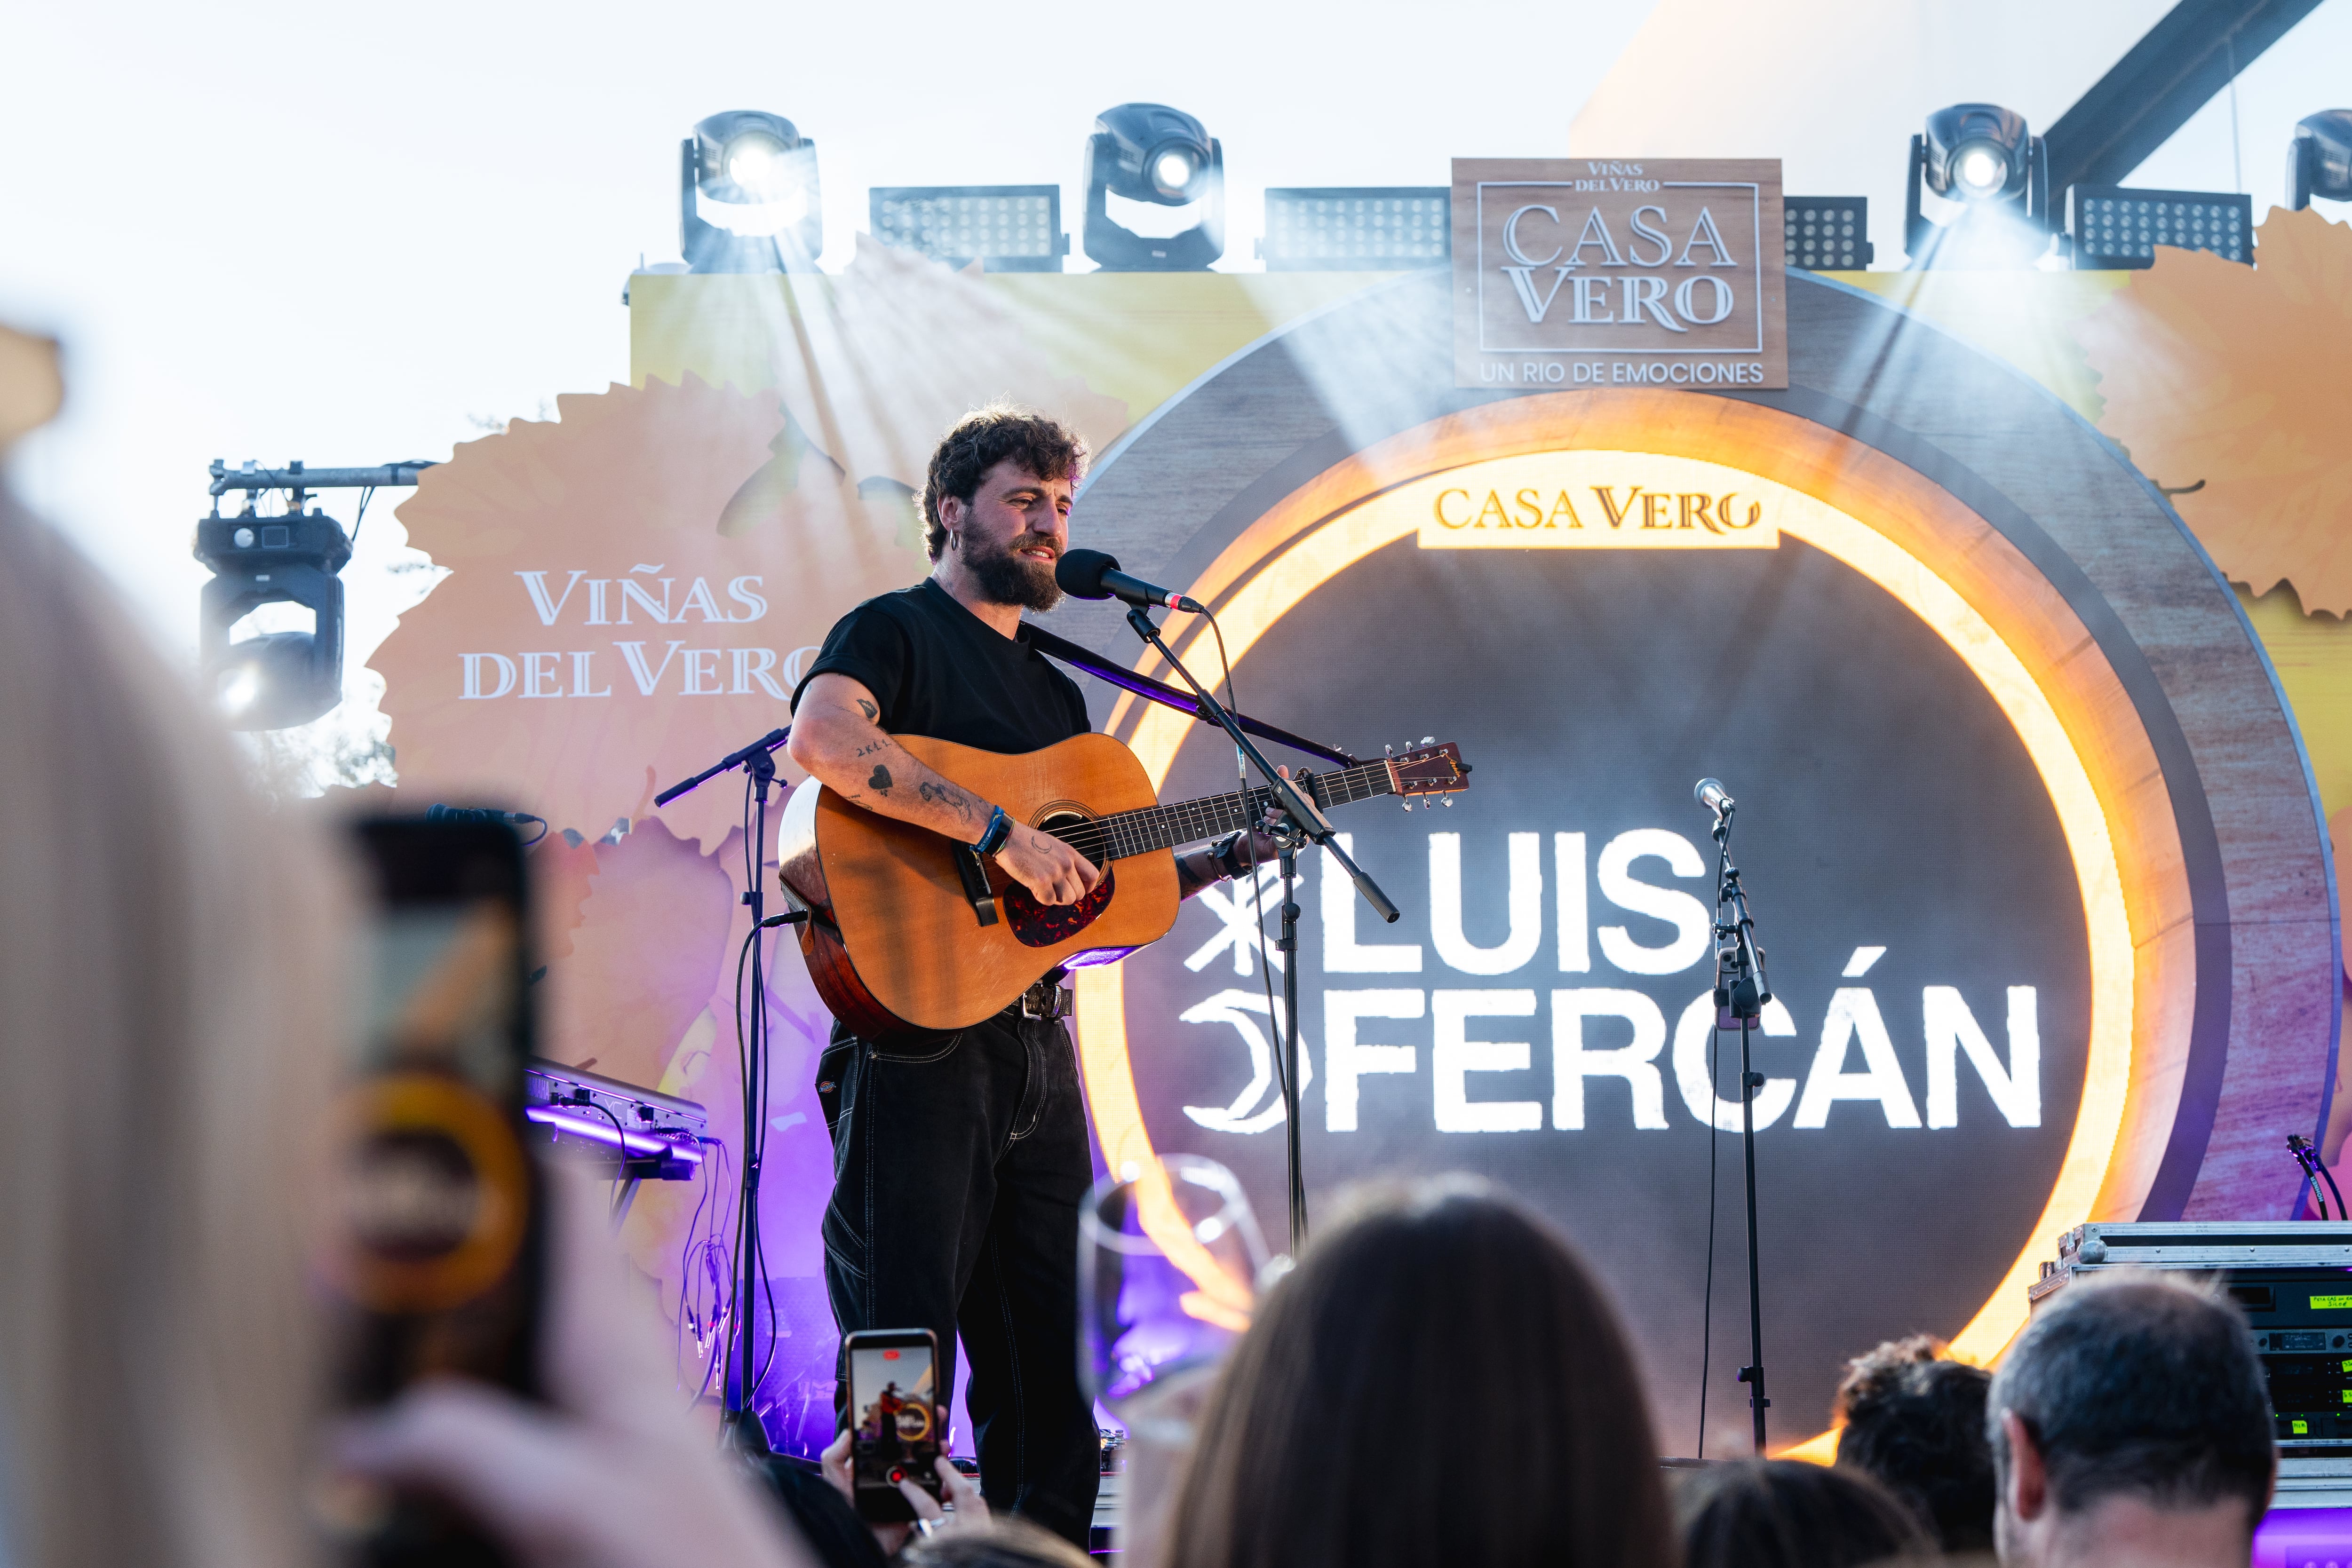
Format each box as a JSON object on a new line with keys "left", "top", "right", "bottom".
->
{"left": 1452, "top": 158, "right": 1787, "bottom": 390}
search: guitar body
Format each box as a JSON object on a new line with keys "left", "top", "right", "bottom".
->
{"left": 777, "top": 732, "right": 1181, "bottom": 1039}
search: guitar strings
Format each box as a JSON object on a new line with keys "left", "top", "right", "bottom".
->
{"left": 1041, "top": 760, "right": 1401, "bottom": 863}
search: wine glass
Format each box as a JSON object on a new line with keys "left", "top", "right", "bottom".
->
{"left": 1079, "top": 1153, "right": 1271, "bottom": 1411}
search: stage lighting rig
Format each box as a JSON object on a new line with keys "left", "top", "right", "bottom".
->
{"left": 869, "top": 186, "right": 1068, "bottom": 271}
{"left": 1782, "top": 198, "right": 1873, "bottom": 270}
{"left": 2288, "top": 111, "right": 2352, "bottom": 210}
{"left": 1904, "top": 103, "right": 2052, "bottom": 268}
{"left": 1081, "top": 103, "right": 1224, "bottom": 271}
{"left": 2067, "top": 186, "right": 2251, "bottom": 268}
{"left": 1257, "top": 189, "right": 1448, "bottom": 271}
{"left": 195, "top": 459, "right": 434, "bottom": 731}
{"left": 683, "top": 111, "right": 822, "bottom": 273}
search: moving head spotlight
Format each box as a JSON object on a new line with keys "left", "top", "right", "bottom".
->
{"left": 1082, "top": 103, "right": 1224, "bottom": 271}
{"left": 1906, "top": 102, "right": 2050, "bottom": 268}
{"left": 196, "top": 486, "right": 349, "bottom": 732}
{"left": 683, "top": 110, "right": 822, "bottom": 273}
{"left": 2288, "top": 111, "right": 2352, "bottom": 210}
{"left": 194, "top": 459, "right": 434, "bottom": 731}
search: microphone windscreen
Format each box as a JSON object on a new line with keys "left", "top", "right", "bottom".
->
{"left": 1055, "top": 548, "right": 1119, "bottom": 600}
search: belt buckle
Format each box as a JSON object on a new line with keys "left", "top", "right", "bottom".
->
{"left": 1022, "top": 983, "right": 1072, "bottom": 1021}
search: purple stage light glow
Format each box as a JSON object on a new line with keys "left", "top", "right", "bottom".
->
{"left": 2256, "top": 1506, "right": 2352, "bottom": 1568}
{"left": 524, "top": 1103, "right": 705, "bottom": 1162}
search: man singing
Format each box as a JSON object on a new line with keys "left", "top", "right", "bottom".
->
{"left": 786, "top": 406, "right": 1266, "bottom": 1544}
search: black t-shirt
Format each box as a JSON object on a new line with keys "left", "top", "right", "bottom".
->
{"left": 791, "top": 579, "right": 1089, "bottom": 753}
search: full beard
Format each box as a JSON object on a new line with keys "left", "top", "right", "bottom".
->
{"left": 964, "top": 532, "right": 1064, "bottom": 612}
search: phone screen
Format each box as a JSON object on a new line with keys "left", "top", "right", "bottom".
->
{"left": 330, "top": 817, "right": 543, "bottom": 1410}
{"left": 847, "top": 1331, "right": 942, "bottom": 1520}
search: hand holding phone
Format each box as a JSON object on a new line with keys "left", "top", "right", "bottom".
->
{"left": 842, "top": 1329, "right": 944, "bottom": 1523}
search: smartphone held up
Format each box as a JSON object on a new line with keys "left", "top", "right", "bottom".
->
{"left": 319, "top": 816, "right": 545, "bottom": 1564}
{"left": 844, "top": 1328, "right": 945, "bottom": 1522}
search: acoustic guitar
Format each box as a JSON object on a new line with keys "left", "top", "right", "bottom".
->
{"left": 776, "top": 733, "right": 1471, "bottom": 1038}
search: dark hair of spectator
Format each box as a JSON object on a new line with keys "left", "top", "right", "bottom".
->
{"left": 920, "top": 406, "right": 1087, "bottom": 560}
{"left": 1833, "top": 1334, "right": 1996, "bottom": 1552}
{"left": 898, "top": 1517, "right": 1093, "bottom": 1568}
{"left": 1987, "top": 1272, "right": 2274, "bottom": 1521}
{"left": 1161, "top": 1177, "right": 1675, "bottom": 1568}
{"left": 1676, "top": 1458, "right": 1936, "bottom": 1568}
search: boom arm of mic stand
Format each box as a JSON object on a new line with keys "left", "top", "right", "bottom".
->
{"left": 1123, "top": 608, "right": 1400, "bottom": 925}
{"left": 654, "top": 727, "right": 791, "bottom": 807}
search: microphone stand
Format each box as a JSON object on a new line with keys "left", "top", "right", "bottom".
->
{"left": 1708, "top": 801, "right": 1774, "bottom": 1455}
{"left": 656, "top": 726, "right": 807, "bottom": 1459}
{"left": 1120, "top": 606, "right": 1399, "bottom": 1254}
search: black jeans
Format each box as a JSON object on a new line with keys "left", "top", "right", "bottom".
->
{"left": 817, "top": 1008, "right": 1100, "bottom": 1547}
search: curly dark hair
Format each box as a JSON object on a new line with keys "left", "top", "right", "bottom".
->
{"left": 1833, "top": 1336, "right": 1995, "bottom": 1552}
{"left": 920, "top": 406, "right": 1088, "bottom": 561}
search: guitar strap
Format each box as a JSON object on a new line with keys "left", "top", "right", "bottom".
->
{"left": 1018, "top": 621, "right": 1360, "bottom": 769}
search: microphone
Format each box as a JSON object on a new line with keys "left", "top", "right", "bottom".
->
{"left": 426, "top": 804, "right": 540, "bottom": 826}
{"left": 1693, "top": 778, "right": 1735, "bottom": 819}
{"left": 1055, "top": 549, "right": 1204, "bottom": 614}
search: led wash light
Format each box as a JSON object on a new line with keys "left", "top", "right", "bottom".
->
{"left": 1781, "top": 198, "right": 1873, "bottom": 271}
{"left": 2067, "top": 187, "right": 2251, "bottom": 269}
{"left": 1257, "top": 189, "right": 1449, "bottom": 271}
{"left": 1081, "top": 102, "right": 1224, "bottom": 271}
{"left": 869, "top": 186, "right": 1067, "bottom": 272}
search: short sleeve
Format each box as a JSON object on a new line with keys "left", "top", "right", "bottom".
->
{"left": 792, "top": 602, "right": 912, "bottom": 725}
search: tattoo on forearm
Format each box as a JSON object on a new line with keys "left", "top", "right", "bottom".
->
{"left": 918, "top": 780, "right": 977, "bottom": 821}
{"left": 869, "top": 765, "right": 892, "bottom": 794}
{"left": 856, "top": 699, "right": 878, "bottom": 722}
{"left": 853, "top": 741, "right": 882, "bottom": 757}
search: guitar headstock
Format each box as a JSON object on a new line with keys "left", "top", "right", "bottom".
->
{"left": 1389, "top": 740, "right": 1471, "bottom": 798}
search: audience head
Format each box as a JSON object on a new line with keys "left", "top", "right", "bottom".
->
{"left": 900, "top": 1518, "right": 1094, "bottom": 1568}
{"left": 1987, "top": 1271, "right": 2274, "bottom": 1567}
{"left": 1835, "top": 1333, "right": 1996, "bottom": 1552}
{"left": 0, "top": 483, "right": 344, "bottom": 1568}
{"left": 1162, "top": 1175, "right": 1673, "bottom": 1568}
{"left": 1677, "top": 1458, "right": 1935, "bottom": 1568}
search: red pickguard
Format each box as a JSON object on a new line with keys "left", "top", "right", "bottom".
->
{"left": 1001, "top": 865, "right": 1116, "bottom": 948}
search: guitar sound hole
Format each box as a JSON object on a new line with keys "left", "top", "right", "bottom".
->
{"left": 1002, "top": 814, "right": 1114, "bottom": 948}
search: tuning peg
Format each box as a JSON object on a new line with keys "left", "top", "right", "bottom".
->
{"left": 1443, "top": 798, "right": 1454, "bottom": 808}
{"left": 1384, "top": 742, "right": 1394, "bottom": 755}
{"left": 1420, "top": 735, "right": 1435, "bottom": 746}
{"left": 1401, "top": 800, "right": 1414, "bottom": 813}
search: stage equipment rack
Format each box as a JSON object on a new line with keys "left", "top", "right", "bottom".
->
{"left": 2033, "top": 1220, "right": 2352, "bottom": 1503}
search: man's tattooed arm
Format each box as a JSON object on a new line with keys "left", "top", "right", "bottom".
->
{"left": 784, "top": 672, "right": 1000, "bottom": 842}
{"left": 916, "top": 777, "right": 980, "bottom": 827}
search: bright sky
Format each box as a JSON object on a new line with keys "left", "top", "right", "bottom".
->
{"left": 2, "top": 0, "right": 2346, "bottom": 774}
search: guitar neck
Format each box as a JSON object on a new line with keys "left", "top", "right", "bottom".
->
{"left": 1047, "top": 759, "right": 1397, "bottom": 864}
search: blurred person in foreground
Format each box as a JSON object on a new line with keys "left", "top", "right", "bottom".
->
{"left": 1988, "top": 1272, "right": 2274, "bottom": 1568}
{"left": 0, "top": 345, "right": 816, "bottom": 1568}
{"left": 1160, "top": 1176, "right": 1675, "bottom": 1568}
{"left": 1675, "top": 1458, "right": 1936, "bottom": 1568}
{"left": 0, "top": 347, "right": 339, "bottom": 1568}
{"left": 1835, "top": 1333, "right": 1996, "bottom": 1552}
